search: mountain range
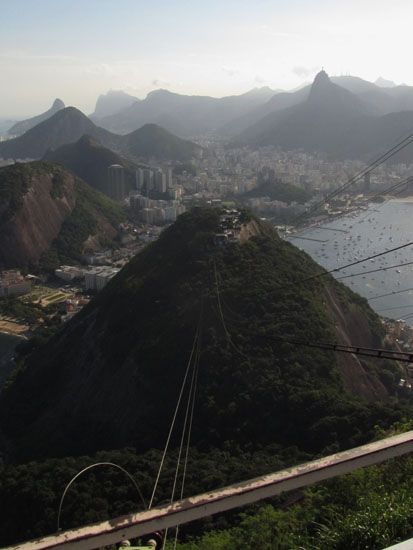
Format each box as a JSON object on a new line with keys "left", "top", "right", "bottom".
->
{"left": 222, "top": 74, "right": 413, "bottom": 137}
{"left": 0, "top": 107, "right": 202, "bottom": 163}
{"left": 4, "top": 73, "right": 413, "bottom": 163}
{"left": 235, "top": 71, "right": 413, "bottom": 161}
{"left": 95, "top": 86, "right": 276, "bottom": 136}
{"left": 91, "top": 90, "right": 139, "bottom": 119}
{"left": 91, "top": 75, "right": 413, "bottom": 143}
{"left": 0, "top": 207, "right": 402, "bottom": 461}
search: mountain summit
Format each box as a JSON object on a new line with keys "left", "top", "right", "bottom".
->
{"left": 0, "top": 107, "right": 117, "bottom": 159}
{"left": 92, "top": 90, "right": 140, "bottom": 119}
{"left": 0, "top": 107, "right": 200, "bottom": 162}
{"left": 307, "top": 70, "right": 366, "bottom": 115}
{"left": 0, "top": 208, "right": 394, "bottom": 461}
{"left": 309, "top": 69, "right": 330, "bottom": 89}
{"left": 375, "top": 76, "right": 397, "bottom": 88}
{"left": 7, "top": 99, "right": 65, "bottom": 137}
{"left": 237, "top": 70, "right": 368, "bottom": 152}
{"left": 43, "top": 135, "right": 139, "bottom": 197}
{"left": 308, "top": 70, "right": 336, "bottom": 103}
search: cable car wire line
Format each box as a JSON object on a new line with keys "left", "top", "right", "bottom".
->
{"left": 292, "top": 133, "right": 413, "bottom": 226}
{"left": 57, "top": 462, "right": 146, "bottom": 533}
{"left": 148, "top": 315, "right": 202, "bottom": 510}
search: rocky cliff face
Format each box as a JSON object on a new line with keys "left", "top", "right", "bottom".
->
{"left": 0, "top": 162, "right": 124, "bottom": 269}
{"left": 0, "top": 164, "right": 76, "bottom": 267}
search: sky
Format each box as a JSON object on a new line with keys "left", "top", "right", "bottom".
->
{"left": 1, "top": 0, "right": 413, "bottom": 118}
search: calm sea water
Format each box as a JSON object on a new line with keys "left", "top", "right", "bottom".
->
{"left": 0, "top": 332, "right": 20, "bottom": 387}
{"left": 288, "top": 200, "right": 413, "bottom": 325}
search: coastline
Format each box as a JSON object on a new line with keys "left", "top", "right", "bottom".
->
{"left": 390, "top": 196, "right": 413, "bottom": 203}
{"left": 0, "top": 319, "right": 29, "bottom": 339}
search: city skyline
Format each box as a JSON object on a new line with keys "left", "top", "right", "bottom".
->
{"left": 1, "top": 0, "right": 413, "bottom": 117}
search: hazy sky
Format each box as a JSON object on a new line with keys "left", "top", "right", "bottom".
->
{"left": 1, "top": 0, "right": 412, "bottom": 117}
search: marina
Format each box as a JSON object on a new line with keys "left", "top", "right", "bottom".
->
{"left": 288, "top": 199, "right": 413, "bottom": 325}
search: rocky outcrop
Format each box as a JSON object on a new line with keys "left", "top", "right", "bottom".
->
{"left": 0, "top": 166, "right": 76, "bottom": 267}
{"left": 324, "top": 286, "right": 388, "bottom": 400}
{"left": 0, "top": 162, "right": 124, "bottom": 269}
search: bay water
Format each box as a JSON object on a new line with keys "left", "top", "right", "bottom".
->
{"left": 288, "top": 199, "right": 413, "bottom": 325}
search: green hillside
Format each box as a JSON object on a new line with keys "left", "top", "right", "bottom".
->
{"left": 43, "top": 135, "right": 140, "bottom": 197}
{"left": 0, "top": 161, "right": 124, "bottom": 269}
{"left": 0, "top": 207, "right": 403, "bottom": 459}
{"left": 242, "top": 179, "right": 312, "bottom": 204}
{"left": 122, "top": 123, "right": 202, "bottom": 161}
{"left": 0, "top": 207, "right": 410, "bottom": 546}
{"left": 0, "top": 107, "right": 118, "bottom": 160}
{"left": 40, "top": 174, "right": 125, "bottom": 269}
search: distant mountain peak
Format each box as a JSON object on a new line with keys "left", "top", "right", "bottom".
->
{"left": 308, "top": 70, "right": 335, "bottom": 102}
{"left": 52, "top": 98, "right": 65, "bottom": 109}
{"left": 310, "top": 70, "right": 332, "bottom": 91}
{"left": 92, "top": 90, "right": 139, "bottom": 119}
{"left": 54, "top": 106, "right": 89, "bottom": 121}
{"left": 7, "top": 98, "right": 66, "bottom": 137}
{"left": 375, "top": 76, "right": 397, "bottom": 88}
{"left": 313, "top": 69, "right": 330, "bottom": 84}
{"left": 146, "top": 89, "right": 175, "bottom": 99}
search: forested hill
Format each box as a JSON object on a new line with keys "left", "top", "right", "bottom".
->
{"left": 0, "top": 107, "right": 202, "bottom": 163}
{"left": 242, "top": 179, "right": 312, "bottom": 204}
{"left": 0, "top": 208, "right": 404, "bottom": 462}
{"left": 0, "top": 161, "right": 124, "bottom": 269}
{"left": 43, "top": 135, "right": 140, "bottom": 197}
{"left": 7, "top": 99, "right": 65, "bottom": 137}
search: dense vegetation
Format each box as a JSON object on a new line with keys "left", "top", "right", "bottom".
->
{"left": 0, "top": 297, "right": 43, "bottom": 325}
{"left": 0, "top": 161, "right": 125, "bottom": 270}
{"left": 44, "top": 135, "right": 139, "bottom": 198}
{"left": 242, "top": 179, "right": 312, "bottom": 205}
{"left": 40, "top": 174, "right": 125, "bottom": 270}
{"left": 0, "top": 163, "right": 35, "bottom": 223}
{"left": 0, "top": 208, "right": 411, "bottom": 546}
{"left": 1, "top": 425, "right": 413, "bottom": 548}
{"left": 0, "top": 444, "right": 298, "bottom": 545}
{"left": 1, "top": 208, "right": 406, "bottom": 458}
{"left": 174, "top": 423, "right": 413, "bottom": 550}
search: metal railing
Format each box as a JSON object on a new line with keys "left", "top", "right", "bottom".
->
{"left": 4, "top": 430, "right": 413, "bottom": 550}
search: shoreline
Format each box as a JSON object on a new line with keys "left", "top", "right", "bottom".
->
{"left": 0, "top": 320, "right": 30, "bottom": 339}
{"left": 0, "top": 329, "right": 27, "bottom": 340}
{"left": 389, "top": 196, "right": 413, "bottom": 203}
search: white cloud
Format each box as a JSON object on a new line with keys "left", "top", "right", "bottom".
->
{"left": 292, "top": 66, "right": 321, "bottom": 79}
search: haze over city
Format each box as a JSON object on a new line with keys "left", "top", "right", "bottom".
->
{"left": 1, "top": 0, "right": 413, "bottom": 116}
